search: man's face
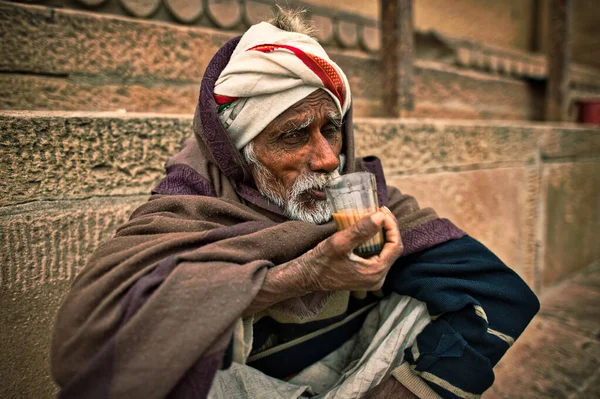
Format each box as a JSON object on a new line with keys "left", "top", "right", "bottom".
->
{"left": 244, "top": 89, "right": 343, "bottom": 224}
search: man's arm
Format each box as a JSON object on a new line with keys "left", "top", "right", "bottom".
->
{"left": 243, "top": 208, "right": 403, "bottom": 317}
{"left": 241, "top": 259, "right": 311, "bottom": 317}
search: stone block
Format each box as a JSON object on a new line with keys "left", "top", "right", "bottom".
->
{"left": 538, "top": 281, "right": 600, "bottom": 338}
{"left": 310, "top": 14, "right": 334, "bottom": 44}
{"left": 485, "top": 317, "right": 600, "bottom": 398}
{"left": 354, "top": 120, "right": 541, "bottom": 175}
{"left": 0, "top": 111, "right": 192, "bottom": 206}
{"left": 119, "top": 0, "right": 161, "bottom": 18}
{"left": 0, "top": 1, "right": 535, "bottom": 119}
{"left": 331, "top": 49, "right": 539, "bottom": 120}
{"left": 335, "top": 20, "right": 359, "bottom": 48}
{"left": 164, "top": 0, "right": 204, "bottom": 24}
{"left": 359, "top": 25, "right": 380, "bottom": 53}
{"left": 0, "top": 74, "right": 198, "bottom": 114}
{"left": 571, "top": 371, "right": 600, "bottom": 399}
{"left": 1, "top": 3, "right": 543, "bottom": 120}
{"left": 541, "top": 162, "right": 600, "bottom": 289}
{"left": 0, "top": 196, "right": 145, "bottom": 399}
{"left": 0, "top": 2, "right": 234, "bottom": 81}
{"left": 413, "top": 61, "right": 538, "bottom": 120}
{"left": 540, "top": 127, "right": 600, "bottom": 159}
{"left": 244, "top": 0, "right": 273, "bottom": 26}
{"left": 0, "top": 197, "right": 146, "bottom": 290}
{"left": 387, "top": 168, "right": 534, "bottom": 285}
{"left": 205, "top": 0, "right": 243, "bottom": 30}
{"left": 4, "top": 111, "right": 597, "bottom": 209}
{"left": 570, "top": 261, "right": 600, "bottom": 291}
{"left": 0, "top": 282, "right": 69, "bottom": 399}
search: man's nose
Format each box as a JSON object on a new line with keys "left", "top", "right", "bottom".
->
{"left": 308, "top": 133, "right": 339, "bottom": 173}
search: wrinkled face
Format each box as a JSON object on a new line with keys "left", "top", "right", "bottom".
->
{"left": 243, "top": 89, "right": 343, "bottom": 224}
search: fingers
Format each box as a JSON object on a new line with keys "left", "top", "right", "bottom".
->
{"left": 377, "top": 206, "right": 403, "bottom": 261}
{"left": 348, "top": 212, "right": 385, "bottom": 245}
{"left": 330, "top": 211, "right": 385, "bottom": 254}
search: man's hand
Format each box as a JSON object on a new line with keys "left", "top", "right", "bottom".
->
{"left": 300, "top": 206, "right": 403, "bottom": 292}
{"left": 241, "top": 207, "right": 402, "bottom": 317}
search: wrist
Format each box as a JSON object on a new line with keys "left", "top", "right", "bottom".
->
{"left": 295, "top": 250, "right": 326, "bottom": 292}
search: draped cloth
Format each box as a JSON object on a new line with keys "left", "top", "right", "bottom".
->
{"left": 50, "top": 35, "right": 472, "bottom": 399}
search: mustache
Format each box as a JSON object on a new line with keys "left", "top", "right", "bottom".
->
{"left": 289, "top": 169, "right": 340, "bottom": 200}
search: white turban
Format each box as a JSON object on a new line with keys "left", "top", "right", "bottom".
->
{"left": 214, "top": 22, "right": 352, "bottom": 149}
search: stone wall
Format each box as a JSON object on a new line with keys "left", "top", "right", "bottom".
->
{"left": 310, "top": 0, "right": 600, "bottom": 71}
{"left": 306, "top": 0, "right": 536, "bottom": 51}
{"left": 0, "top": 1, "right": 547, "bottom": 120}
{"left": 537, "top": 0, "right": 600, "bottom": 70}
{"left": 1, "top": 111, "right": 599, "bottom": 397}
{"left": 4, "top": 1, "right": 600, "bottom": 120}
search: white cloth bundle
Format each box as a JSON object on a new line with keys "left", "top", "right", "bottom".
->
{"left": 214, "top": 22, "right": 352, "bottom": 149}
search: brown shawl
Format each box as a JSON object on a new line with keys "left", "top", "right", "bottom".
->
{"left": 50, "top": 36, "right": 464, "bottom": 399}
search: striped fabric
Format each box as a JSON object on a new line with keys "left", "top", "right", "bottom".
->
{"left": 239, "top": 236, "right": 539, "bottom": 398}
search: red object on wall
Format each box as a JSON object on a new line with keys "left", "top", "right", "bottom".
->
{"left": 578, "top": 101, "right": 600, "bottom": 125}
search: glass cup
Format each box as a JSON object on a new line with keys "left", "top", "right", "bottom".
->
{"left": 325, "top": 172, "right": 384, "bottom": 257}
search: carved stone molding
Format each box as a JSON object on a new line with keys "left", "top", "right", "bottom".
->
{"left": 243, "top": 0, "right": 272, "bottom": 26}
{"left": 205, "top": 0, "right": 242, "bottom": 29}
{"left": 9, "top": 0, "right": 600, "bottom": 90}
{"left": 335, "top": 20, "right": 358, "bottom": 49}
{"left": 164, "top": 0, "right": 203, "bottom": 23}
{"left": 119, "top": 0, "right": 161, "bottom": 18}
{"left": 310, "top": 14, "right": 333, "bottom": 44}
{"left": 359, "top": 25, "right": 380, "bottom": 53}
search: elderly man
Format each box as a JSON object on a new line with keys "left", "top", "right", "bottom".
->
{"left": 51, "top": 10, "right": 539, "bottom": 399}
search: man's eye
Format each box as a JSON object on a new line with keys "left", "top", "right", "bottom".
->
{"left": 282, "top": 132, "right": 305, "bottom": 143}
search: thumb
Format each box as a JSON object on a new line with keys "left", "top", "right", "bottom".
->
{"left": 334, "top": 212, "right": 385, "bottom": 252}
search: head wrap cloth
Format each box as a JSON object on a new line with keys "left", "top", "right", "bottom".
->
{"left": 214, "top": 22, "right": 352, "bottom": 149}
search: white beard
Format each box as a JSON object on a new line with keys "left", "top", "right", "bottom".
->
{"left": 243, "top": 143, "right": 341, "bottom": 225}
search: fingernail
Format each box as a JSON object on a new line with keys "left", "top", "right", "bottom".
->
{"left": 370, "top": 212, "right": 385, "bottom": 224}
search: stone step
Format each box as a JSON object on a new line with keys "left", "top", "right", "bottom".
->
{"left": 1, "top": 110, "right": 599, "bottom": 398}
{"left": 2, "top": 111, "right": 598, "bottom": 207}
{"left": 0, "top": 196, "right": 146, "bottom": 399}
{"left": 1, "top": 2, "right": 539, "bottom": 120}
{"left": 2, "top": 110, "right": 599, "bottom": 289}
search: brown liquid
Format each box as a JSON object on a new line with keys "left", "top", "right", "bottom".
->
{"left": 332, "top": 209, "right": 384, "bottom": 256}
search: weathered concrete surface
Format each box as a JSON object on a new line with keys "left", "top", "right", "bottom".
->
{"left": 3, "top": 112, "right": 599, "bottom": 206}
{"left": 0, "top": 196, "right": 145, "bottom": 399}
{"left": 307, "top": 0, "right": 536, "bottom": 52}
{"left": 0, "top": 2, "right": 542, "bottom": 120}
{"left": 0, "top": 283, "right": 68, "bottom": 399}
{"left": 0, "top": 74, "right": 199, "bottom": 114}
{"left": 387, "top": 168, "right": 535, "bottom": 287}
{"left": 0, "top": 111, "right": 191, "bottom": 206}
{"left": 411, "top": 60, "right": 539, "bottom": 120}
{"left": 354, "top": 119, "right": 543, "bottom": 174}
{"left": 486, "top": 263, "right": 600, "bottom": 399}
{"left": 0, "top": 2, "right": 234, "bottom": 81}
{"left": 0, "top": 197, "right": 146, "bottom": 290}
{"left": 541, "top": 161, "right": 600, "bottom": 290}
{"left": 540, "top": 127, "right": 600, "bottom": 159}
